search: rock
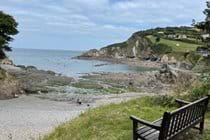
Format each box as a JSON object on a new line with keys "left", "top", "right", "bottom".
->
{"left": 161, "top": 55, "right": 177, "bottom": 64}
{"left": 150, "top": 55, "right": 159, "bottom": 61}
{"left": 46, "top": 70, "right": 56, "bottom": 75}
{"left": 79, "top": 49, "right": 100, "bottom": 58}
{"left": 129, "top": 81, "right": 134, "bottom": 86}
{"left": 1, "top": 65, "right": 75, "bottom": 95}
{"left": 0, "top": 69, "right": 22, "bottom": 99}
{"left": 159, "top": 64, "right": 168, "bottom": 73}
{"left": 1, "top": 59, "right": 13, "bottom": 65}
{"left": 156, "top": 64, "right": 197, "bottom": 84}
{"left": 143, "top": 56, "right": 151, "bottom": 61}
{"left": 161, "top": 55, "right": 169, "bottom": 63}
{"left": 176, "top": 62, "right": 193, "bottom": 70}
{"left": 16, "top": 65, "right": 26, "bottom": 69}
{"left": 170, "top": 56, "right": 177, "bottom": 64}
{"left": 76, "top": 99, "right": 82, "bottom": 105}
{"left": 94, "top": 63, "right": 109, "bottom": 67}
{"left": 14, "top": 94, "right": 19, "bottom": 98}
{"left": 26, "top": 66, "right": 37, "bottom": 70}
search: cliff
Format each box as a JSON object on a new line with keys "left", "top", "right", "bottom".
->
{"left": 78, "top": 26, "right": 205, "bottom": 66}
{"left": 78, "top": 32, "right": 153, "bottom": 60}
{"left": 78, "top": 26, "right": 201, "bottom": 61}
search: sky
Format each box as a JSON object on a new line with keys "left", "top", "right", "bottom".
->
{"left": 0, "top": 0, "right": 207, "bottom": 51}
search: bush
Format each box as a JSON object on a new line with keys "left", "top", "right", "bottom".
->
{"left": 186, "top": 53, "right": 202, "bottom": 65}
{"left": 187, "top": 77, "right": 210, "bottom": 101}
{"left": 151, "top": 43, "right": 173, "bottom": 54}
{"left": 147, "top": 95, "right": 176, "bottom": 107}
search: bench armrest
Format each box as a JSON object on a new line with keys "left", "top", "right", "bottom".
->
{"left": 130, "top": 115, "right": 161, "bottom": 130}
{"left": 175, "top": 99, "right": 191, "bottom": 107}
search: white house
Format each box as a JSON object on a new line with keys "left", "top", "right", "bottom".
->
{"left": 177, "top": 34, "right": 187, "bottom": 39}
{"left": 195, "top": 49, "right": 210, "bottom": 57}
{"left": 201, "top": 34, "right": 210, "bottom": 40}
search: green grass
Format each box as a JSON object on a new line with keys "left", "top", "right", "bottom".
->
{"left": 71, "top": 80, "right": 103, "bottom": 90}
{"left": 147, "top": 35, "right": 199, "bottom": 52}
{"left": 103, "top": 87, "right": 124, "bottom": 94}
{"left": 44, "top": 97, "right": 174, "bottom": 140}
{"left": 44, "top": 95, "right": 210, "bottom": 140}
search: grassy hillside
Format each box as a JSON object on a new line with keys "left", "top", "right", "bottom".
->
{"left": 44, "top": 95, "right": 210, "bottom": 140}
{"left": 147, "top": 35, "right": 199, "bottom": 52}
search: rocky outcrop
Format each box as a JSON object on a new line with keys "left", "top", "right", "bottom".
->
{"left": 0, "top": 64, "right": 75, "bottom": 95}
{"left": 0, "top": 68, "right": 22, "bottom": 99}
{"left": 156, "top": 64, "right": 197, "bottom": 84}
{"left": 78, "top": 33, "right": 153, "bottom": 60}
{"left": 160, "top": 55, "right": 177, "bottom": 64}
{"left": 80, "top": 49, "right": 100, "bottom": 58}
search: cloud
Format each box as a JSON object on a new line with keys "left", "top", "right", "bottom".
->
{"left": 0, "top": 0, "right": 207, "bottom": 50}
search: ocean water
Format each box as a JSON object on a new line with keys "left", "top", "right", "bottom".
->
{"left": 7, "top": 48, "right": 153, "bottom": 77}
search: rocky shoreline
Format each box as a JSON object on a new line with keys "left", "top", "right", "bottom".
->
{"left": 0, "top": 64, "right": 75, "bottom": 99}
{"left": 0, "top": 58, "right": 197, "bottom": 100}
{"left": 76, "top": 56, "right": 162, "bottom": 69}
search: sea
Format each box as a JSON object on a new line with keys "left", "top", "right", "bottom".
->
{"left": 7, "top": 48, "right": 154, "bottom": 77}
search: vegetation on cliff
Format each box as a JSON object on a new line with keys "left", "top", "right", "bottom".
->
{"left": 79, "top": 25, "right": 203, "bottom": 64}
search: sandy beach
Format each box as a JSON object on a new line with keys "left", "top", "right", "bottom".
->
{"left": 0, "top": 92, "right": 147, "bottom": 140}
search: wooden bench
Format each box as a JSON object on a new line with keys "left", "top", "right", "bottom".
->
{"left": 130, "top": 95, "right": 210, "bottom": 140}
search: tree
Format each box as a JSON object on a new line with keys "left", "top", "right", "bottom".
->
{"left": 194, "top": 2, "right": 210, "bottom": 47}
{"left": 155, "top": 36, "right": 160, "bottom": 43}
{"left": 0, "top": 11, "right": 18, "bottom": 59}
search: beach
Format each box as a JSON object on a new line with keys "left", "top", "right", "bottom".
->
{"left": 0, "top": 93, "right": 147, "bottom": 140}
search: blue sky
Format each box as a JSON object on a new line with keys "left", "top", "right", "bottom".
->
{"left": 0, "top": 0, "right": 207, "bottom": 50}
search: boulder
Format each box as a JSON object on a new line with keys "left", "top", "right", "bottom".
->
{"left": 156, "top": 64, "right": 197, "bottom": 84}
{"left": 161, "top": 55, "right": 177, "bottom": 64}
{"left": 161, "top": 55, "right": 169, "bottom": 63}
{"left": 26, "top": 66, "right": 37, "bottom": 70}
{"left": 16, "top": 65, "right": 26, "bottom": 69}
{"left": 170, "top": 56, "right": 177, "bottom": 64}
{"left": 150, "top": 55, "right": 159, "bottom": 61}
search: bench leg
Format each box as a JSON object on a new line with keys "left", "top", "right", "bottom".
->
{"left": 133, "top": 121, "right": 138, "bottom": 140}
{"left": 199, "top": 121, "right": 204, "bottom": 134}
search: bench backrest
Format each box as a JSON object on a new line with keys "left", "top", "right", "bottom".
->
{"left": 159, "top": 96, "right": 210, "bottom": 140}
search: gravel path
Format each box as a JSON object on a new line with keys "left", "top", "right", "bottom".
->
{"left": 0, "top": 93, "right": 146, "bottom": 140}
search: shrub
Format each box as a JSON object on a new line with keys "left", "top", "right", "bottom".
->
{"left": 187, "top": 77, "right": 210, "bottom": 101}
{"left": 151, "top": 43, "right": 173, "bottom": 54}
{"left": 186, "top": 53, "right": 202, "bottom": 65}
{"left": 145, "top": 95, "right": 176, "bottom": 107}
